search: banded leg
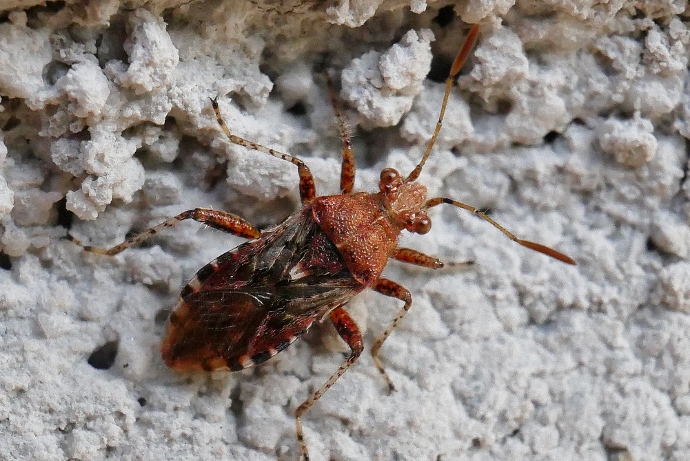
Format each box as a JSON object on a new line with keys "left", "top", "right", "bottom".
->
{"left": 66, "top": 208, "right": 260, "bottom": 256}
{"left": 370, "top": 278, "right": 412, "bottom": 394}
{"left": 211, "top": 98, "right": 316, "bottom": 204}
{"left": 424, "top": 197, "right": 576, "bottom": 265}
{"left": 327, "top": 80, "right": 356, "bottom": 194}
{"left": 295, "top": 306, "right": 363, "bottom": 461}
{"left": 390, "top": 247, "right": 474, "bottom": 269}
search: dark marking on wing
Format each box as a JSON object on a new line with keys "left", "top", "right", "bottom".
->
{"left": 196, "top": 263, "right": 216, "bottom": 283}
{"left": 251, "top": 350, "right": 272, "bottom": 365}
{"left": 161, "top": 207, "right": 365, "bottom": 372}
{"left": 179, "top": 284, "right": 193, "bottom": 299}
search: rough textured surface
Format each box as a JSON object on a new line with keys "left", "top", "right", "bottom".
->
{"left": 1, "top": 1, "right": 689, "bottom": 460}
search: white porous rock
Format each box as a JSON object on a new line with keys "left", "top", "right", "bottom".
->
{"left": 653, "top": 262, "right": 690, "bottom": 313}
{"left": 598, "top": 117, "right": 657, "bottom": 167}
{"left": 341, "top": 29, "right": 434, "bottom": 127}
{"left": 118, "top": 9, "right": 179, "bottom": 95}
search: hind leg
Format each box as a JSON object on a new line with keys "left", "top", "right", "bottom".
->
{"left": 67, "top": 208, "right": 260, "bottom": 255}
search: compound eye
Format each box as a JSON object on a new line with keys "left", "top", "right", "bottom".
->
{"left": 414, "top": 216, "right": 431, "bottom": 235}
{"left": 380, "top": 168, "right": 400, "bottom": 186}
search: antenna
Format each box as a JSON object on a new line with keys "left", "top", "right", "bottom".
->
{"left": 406, "top": 24, "right": 480, "bottom": 183}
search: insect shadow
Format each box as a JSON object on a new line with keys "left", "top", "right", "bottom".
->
{"left": 67, "top": 23, "right": 575, "bottom": 461}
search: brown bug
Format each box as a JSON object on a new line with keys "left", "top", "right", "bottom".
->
{"left": 68, "top": 24, "right": 575, "bottom": 460}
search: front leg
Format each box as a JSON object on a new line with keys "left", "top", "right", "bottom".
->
{"left": 326, "top": 78, "right": 356, "bottom": 194}
{"left": 390, "top": 247, "right": 474, "bottom": 269}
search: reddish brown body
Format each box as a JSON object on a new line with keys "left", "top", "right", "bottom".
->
{"left": 160, "top": 172, "right": 437, "bottom": 374}
{"left": 70, "top": 24, "right": 575, "bottom": 461}
{"left": 313, "top": 182, "right": 427, "bottom": 285}
{"left": 160, "top": 206, "right": 365, "bottom": 372}
{"left": 313, "top": 193, "right": 394, "bottom": 285}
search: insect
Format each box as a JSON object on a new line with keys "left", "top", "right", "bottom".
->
{"left": 68, "top": 24, "right": 575, "bottom": 460}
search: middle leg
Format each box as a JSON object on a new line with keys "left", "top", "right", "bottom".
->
{"left": 370, "top": 278, "right": 412, "bottom": 394}
{"left": 294, "top": 306, "right": 363, "bottom": 461}
{"left": 211, "top": 98, "right": 317, "bottom": 203}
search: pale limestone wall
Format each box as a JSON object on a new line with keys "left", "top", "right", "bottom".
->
{"left": 1, "top": 1, "right": 689, "bottom": 460}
